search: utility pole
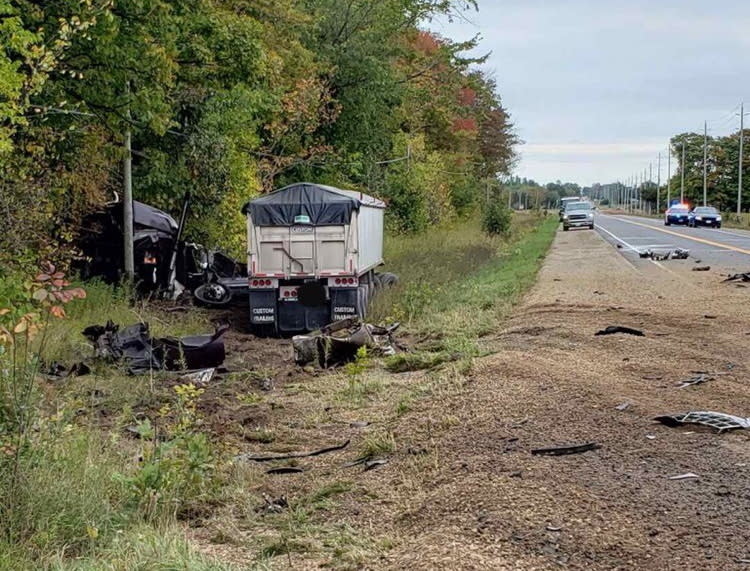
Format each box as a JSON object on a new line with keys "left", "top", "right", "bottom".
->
{"left": 703, "top": 121, "right": 708, "bottom": 206}
{"left": 739, "top": 102, "right": 745, "bottom": 215}
{"left": 123, "top": 82, "right": 134, "bottom": 280}
{"left": 649, "top": 163, "right": 653, "bottom": 212}
{"left": 667, "top": 145, "right": 671, "bottom": 207}
{"left": 681, "top": 142, "right": 686, "bottom": 203}
{"left": 656, "top": 155, "right": 661, "bottom": 213}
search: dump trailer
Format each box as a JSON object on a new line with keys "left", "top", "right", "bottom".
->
{"left": 242, "top": 183, "right": 386, "bottom": 334}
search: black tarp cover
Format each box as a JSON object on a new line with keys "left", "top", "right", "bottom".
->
{"left": 243, "top": 183, "right": 369, "bottom": 226}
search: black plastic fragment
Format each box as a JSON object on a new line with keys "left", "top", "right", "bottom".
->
{"left": 595, "top": 326, "right": 645, "bottom": 337}
{"left": 531, "top": 442, "right": 601, "bottom": 456}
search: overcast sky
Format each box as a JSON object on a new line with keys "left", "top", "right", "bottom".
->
{"left": 433, "top": 0, "right": 750, "bottom": 186}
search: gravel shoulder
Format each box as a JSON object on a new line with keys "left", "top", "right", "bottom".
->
{"left": 380, "top": 227, "right": 750, "bottom": 569}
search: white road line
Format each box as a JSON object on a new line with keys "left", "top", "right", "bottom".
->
{"left": 595, "top": 223, "right": 641, "bottom": 252}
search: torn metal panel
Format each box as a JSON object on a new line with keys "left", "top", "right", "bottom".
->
{"left": 654, "top": 411, "right": 750, "bottom": 433}
{"left": 293, "top": 318, "right": 400, "bottom": 368}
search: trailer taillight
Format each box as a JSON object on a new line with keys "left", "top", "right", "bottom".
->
{"left": 249, "top": 278, "right": 278, "bottom": 289}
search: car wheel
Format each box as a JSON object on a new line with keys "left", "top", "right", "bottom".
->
{"left": 589, "top": 224, "right": 594, "bottom": 230}
{"left": 717, "top": 223, "right": 722, "bottom": 228}
{"left": 665, "top": 221, "right": 670, "bottom": 226}
{"left": 563, "top": 226, "right": 569, "bottom": 231}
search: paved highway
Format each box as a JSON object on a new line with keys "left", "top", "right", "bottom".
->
{"left": 589, "top": 213, "right": 750, "bottom": 273}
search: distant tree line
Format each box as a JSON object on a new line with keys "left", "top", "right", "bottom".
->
{"left": 0, "top": 0, "right": 518, "bottom": 268}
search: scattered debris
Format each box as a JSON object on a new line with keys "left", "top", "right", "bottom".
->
{"left": 704, "top": 314, "right": 718, "bottom": 319}
{"left": 343, "top": 456, "right": 369, "bottom": 468}
{"left": 638, "top": 248, "right": 689, "bottom": 260}
{"left": 363, "top": 459, "right": 389, "bottom": 471}
{"left": 178, "top": 368, "right": 215, "bottom": 386}
{"left": 668, "top": 472, "right": 700, "bottom": 480}
{"left": 646, "top": 434, "right": 656, "bottom": 440}
{"left": 237, "top": 440, "right": 350, "bottom": 462}
{"left": 546, "top": 525, "right": 562, "bottom": 532}
{"left": 83, "top": 321, "right": 228, "bottom": 375}
{"left": 260, "top": 494, "right": 288, "bottom": 513}
{"left": 595, "top": 325, "right": 645, "bottom": 337}
{"left": 615, "top": 402, "right": 632, "bottom": 411}
{"left": 531, "top": 442, "right": 601, "bottom": 456}
{"left": 293, "top": 318, "right": 400, "bottom": 368}
{"left": 266, "top": 467, "right": 304, "bottom": 475}
{"left": 677, "top": 374, "right": 715, "bottom": 389}
{"left": 655, "top": 411, "right": 750, "bottom": 433}
{"left": 44, "top": 361, "right": 91, "bottom": 380}
{"left": 724, "top": 272, "right": 750, "bottom": 283}
{"left": 258, "top": 377, "right": 273, "bottom": 391}
{"left": 693, "top": 266, "right": 711, "bottom": 272}
{"left": 350, "top": 421, "right": 370, "bottom": 429}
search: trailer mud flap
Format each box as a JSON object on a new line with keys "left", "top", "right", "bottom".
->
{"left": 330, "top": 288, "right": 360, "bottom": 322}
{"left": 277, "top": 301, "right": 328, "bottom": 333}
{"left": 249, "top": 291, "right": 276, "bottom": 325}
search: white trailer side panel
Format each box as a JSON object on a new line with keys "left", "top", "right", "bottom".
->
{"left": 355, "top": 205, "right": 384, "bottom": 273}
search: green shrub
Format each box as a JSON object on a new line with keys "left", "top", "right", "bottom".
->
{"left": 482, "top": 200, "right": 512, "bottom": 236}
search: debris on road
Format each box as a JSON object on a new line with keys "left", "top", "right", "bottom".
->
{"left": 677, "top": 374, "right": 715, "bottom": 389}
{"left": 293, "top": 318, "right": 400, "bottom": 368}
{"left": 724, "top": 272, "right": 750, "bottom": 283}
{"left": 531, "top": 442, "right": 601, "bottom": 456}
{"left": 615, "top": 402, "right": 632, "bottom": 411}
{"left": 655, "top": 411, "right": 750, "bottom": 433}
{"left": 595, "top": 325, "right": 645, "bottom": 337}
{"left": 83, "top": 321, "right": 228, "bottom": 374}
{"left": 646, "top": 434, "right": 656, "bottom": 440}
{"left": 638, "top": 248, "right": 689, "bottom": 260}
{"left": 693, "top": 266, "right": 711, "bottom": 272}
{"left": 236, "top": 440, "right": 350, "bottom": 463}
{"left": 668, "top": 472, "right": 700, "bottom": 480}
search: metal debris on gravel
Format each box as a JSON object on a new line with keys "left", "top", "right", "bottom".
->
{"left": 655, "top": 411, "right": 750, "bottom": 433}
{"left": 638, "top": 248, "right": 689, "bottom": 260}
{"left": 677, "top": 374, "right": 715, "bottom": 389}
{"left": 668, "top": 473, "right": 700, "bottom": 480}
{"left": 724, "top": 272, "right": 750, "bottom": 283}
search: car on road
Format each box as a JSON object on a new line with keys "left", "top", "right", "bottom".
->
{"left": 688, "top": 206, "right": 722, "bottom": 228}
{"left": 664, "top": 204, "right": 690, "bottom": 226}
{"left": 562, "top": 201, "right": 595, "bottom": 231}
{"left": 559, "top": 196, "right": 582, "bottom": 221}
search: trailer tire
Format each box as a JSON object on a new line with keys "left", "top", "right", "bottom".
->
{"left": 377, "top": 272, "right": 399, "bottom": 288}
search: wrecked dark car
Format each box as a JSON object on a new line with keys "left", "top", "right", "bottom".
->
{"left": 74, "top": 198, "right": 247, "bottom": 305}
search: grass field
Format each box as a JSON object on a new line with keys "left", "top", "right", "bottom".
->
{"left": 0, "top": 212, "right": 558, "bottom": 569}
